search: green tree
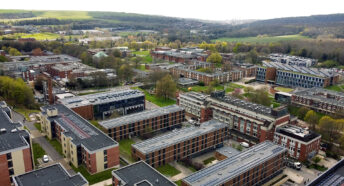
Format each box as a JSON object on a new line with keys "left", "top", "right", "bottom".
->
{"left": 118, "top": 64, "right": 134, "bottom": 82}
{"left": 206, "top": 52, "right": 222, "bottom": 63}
{"left": 156, "top": 74, "right": 177, "bottom": 99}
{"left": 319, "top": 116, "right": 338, "bottom": 143}
{"left": 297, "top": 107, "right": 310, "bottom": 120}
{"left": 9, "top": 47, "right": 22, "bottom": 56}
{"left": 248, "top": 88, "right": 271, "bottom": 107}
{"left": 248, "top": 48, "right": 259, "bottom": 64}
{"left": 304, "top": 110, "right": 319, "bottom": 130}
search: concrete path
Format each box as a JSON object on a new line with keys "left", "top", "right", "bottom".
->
{"left": 91, "top": 178, "right": 112, "bottom": 186}
{"left": 170, "top": 162, "right": 194, "bottom": 181}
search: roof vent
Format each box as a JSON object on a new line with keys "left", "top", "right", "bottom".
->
{"left": 156, "top": 179, "right": 159, "bottom": 183}
{"left": 11, "top": 129, "right": 17, "bottom": 133}
{"left": 0, "top": 128, "right": 7, "bottom": 133}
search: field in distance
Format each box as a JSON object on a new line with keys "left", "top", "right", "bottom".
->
{"left": 212, "top": 34, "right": 309, "bottom": 43}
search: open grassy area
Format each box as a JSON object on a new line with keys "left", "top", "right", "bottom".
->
{"left": 13, "top": 107, "right": 40, "bottom": 120}
{"left": 119, "top": 139, "right": 135, "bottom": 163}
{"left": 132, "top": 50, "right": 152, "bottom": 63}
{"left": 174, "top": 180, "right": 182, "bottom": 186}
{"left": 212, "top": 34, "right": 308, "bottom": 43}
{"left": 1, "top": 32, "right": 60, "bottom": 40}
{"left": 37, "top": 10, "right": 92, "bottom": 20}
{"left": 275, "top": 87, "right": 294, "bottom": 93}
{"left": 136, "top": 64, "right": 147, "bottom": 71}
{"left": 34, "top": 123, "right": 42, "bottom": 132}
{"left": 156, "top": 164, "right": 181, "bottom": 177}
{"left": 203, "top": 157, "right": 216, "bottom": 165}
{"left": 71, "top": 164, "right": 116, "bottom": 184}
{"left": 89, "top": 120, "right": 105, "bottom": 131}
{"left": 134, "top": 88, "right": 176, "bottom": 107}
{"left": 325, "top": 84, "right": 344, "bottom": 92}
{"left": 32, "top": 142, "right": 46, "bottom": 166}
{"left": 46, "top": 137, "right": 63, "bottom": 156}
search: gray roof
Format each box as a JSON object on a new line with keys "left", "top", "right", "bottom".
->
{"left": 275, "top": 125, "right": 321, "bottom": 143}
{"left": 41, "top": 104, "right": 117, "bottom": 152}
{"left": 293, "top": 87, "right": 344, "bottom": 107}
{"left": 308, "top": 158, "right": 344, "bottom": 186}
{"left": 99, "top": 105, "right": 184, "bottom": 129}
{"left": 132, "top": 120, "right": 227, "bottom": 154}
{"left": 175, "top": 66, "right": 230, "bottom": 77}
{"left": 182, "top": 141, "right": 287, "bottom": 186}
{"left": 179, "top": 92, "right": 209, "bottom": 102}
{"left": 13, "top": 163, "right": 88, "bottom": 186}
{"left": 112, "top": 161, "right": 176, "bottom": 186}
{"left": 59, "top": 89, "right": 144, "bottom": 108}
{"left": 216, "top": 146, "right": 241, "bottom": 158}
{"left": 0, "top": 102, "right": 30, "bottom": 154}
{"left": 178, "top": 78, "right": 199, "bottom": 86}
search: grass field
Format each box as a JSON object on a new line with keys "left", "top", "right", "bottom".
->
{"left": 32, "top": 142, "right": 46, "bottom": 166}
{"left": 119, "top": 139, "right": 135, "bottom": 162}
{"left": 325, "top": 84, "right": 344, "bottom": 92}
{"left": 133, "top": 88, "right": 176, "bottom": 107}
{"left": 13, "top": 107, "right": 40, "bottom": 120}
{"left": 1, "top": 32, "right": 60, "bottom": 40}
{"left": 132, "top": 50, "right": 152, "bottom": 63}
{"left": 71, "top": 164, "right": 116, "bottom": 184}
{"left": 36, "top": 10, "right": 91, "bottom": 20}
{"left": 156, "top": 164, "right": 181, "bottom": 177}
{"left": 212, "top": 35, "right": 308, "bottom": 43}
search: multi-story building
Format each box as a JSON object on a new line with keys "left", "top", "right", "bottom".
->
{"left": 182, "top": 141, "right": 288, "bottom": 186}
{"left": 308, "top": 158, "right": 344, "bottom": 186}
{"left": 256, "top": 61, "right": 339, "bottom": 88}
{"left": 112, "top": 161, "right": 176, "bottom": 186}
{"left": 151, "top": 47, "right": 208, "bottom": 63}
{"left": 209, "top": 93, "right": 290, "bottom": 146}
{"left": 0, "top": 101, "right": 33, "bottom": 186}
{"left": 274, "top": 125, "right": 321, "bottom": 161}
{"left": 13, "top": 163, "right": 88, "bottom": 186}
{"left": 59, "top": 89, "right": 145, "bottom": 120}
{"left": 269, "top": 53, "right": 317, "bottom": 67}
{"left": 99, "top": 105, "right": 185, "bottom": 141}
{"left": 232, "top": 63, "right": 257, "bottom": 77}
{"left": 214, "top": 146, "right": 240, "bottom": 161}
{"left": 40, "top": 104, "right": 119, "bottom": 174}
{"left": 178, "top": 92, "right": 211, "bottom": 122}
{"left": 291, "top": 87, "right": 344, "bottom": 116}
{"left": 131, "top": 120, "right": 228, "bottom": 167}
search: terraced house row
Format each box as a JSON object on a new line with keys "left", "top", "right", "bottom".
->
{"left": 131, "top": 120, "right": 228, "bottom": 168}
{"left": 99, "top": 105, "right": 185, "bottom": 141}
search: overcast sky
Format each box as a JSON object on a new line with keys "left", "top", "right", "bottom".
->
{"left": 2, "top": 0, "right": 344, "bottom": 21}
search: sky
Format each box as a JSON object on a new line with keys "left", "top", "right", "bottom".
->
{"left": 1, "top": 0, "right": 344, "bottom": 21}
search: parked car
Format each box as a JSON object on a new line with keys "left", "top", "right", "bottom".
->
{"left": 43, "top": 155, "right": 49, "bottom": 163}
{"left": 240, "top": 142, "right": 250, "bottom": 148}
{"left": 287, "top": 160, "right": 302, "bottom": 170}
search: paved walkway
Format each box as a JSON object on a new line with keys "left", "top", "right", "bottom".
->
{"left": 91, "top": 178, "right": 112, "bottom": 186}
{"left": 170, "top": 162, "right": 194, "bottom": 181}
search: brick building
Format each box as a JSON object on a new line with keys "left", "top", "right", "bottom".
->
{"left": 0, "top": 101, "right": 33, "bottom": 186}
{"left": 291, "top": 87, "right": 344, "bottom": 116}
{"left": 151, "top": 47, "right": 208, "bottom": 63}
{"left": 256, "top": 61, "right": 339, "bottom": 88}
{"left": 232, "top": 63, "right": 257, "bottom": 77}
{"left": 182, "top": 141, "right": 288, "bottom": 186}
{"left": 131, "top": 120, "right": 228, "bottom": 168}
{"left": 99, "top": 105, "right": 185, "bottom": 141}
{"left": 274, "top": 125, "right": 321, "bottom": 161}
{"left": 40, "top": 104, "right": 119, "bottom": 174}
{"left": 59, "top": 89, "right": 145, "bottom": 120}
{"left": 112, "top": 161, "right": 175, "bottom": 186}
{"left": 13, "top": 163, "right": 88, "bottom": 186}
{"left": 178, "top": 92, "right": 211, "bottom": 122}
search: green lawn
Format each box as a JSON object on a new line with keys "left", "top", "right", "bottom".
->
{"left": 325, "top": 85, "right": 344, "bottom": 92}
{"left": 13, "top": 107, "right": 40, "bottom": 120}
{"left": 132, "top": 50, "right": 152, "bottom": 63}
{"left": 1, "top": 32, "right": 60, "bottom": 40}
{"left": 134, "top": 88, "right": 176, "bottom": 107}
{"left": 71, "top": 164, "right": 116, "bottom": 185}
{"left": 46, "top": 138, "right": 63, "bottom": 156}
{"left": 89, "top": 120, "right": 105, "bottom": 131}
{"left": 136, "top": 64, "right": 147, "bottom": 71}
{"left": 34, "top": 123, "right": 42, "bottom": 132}
{"left": 119, "top": 139, "right": 135, "bottom": 163}
{"left": 189, "top": 85, "right": 224, "bottom": 92}
{"left": 174, "top": 180, "right": 182, "bottom": 186}
{"left": 32, "top": 142, "right": 46, "bottom": 166}
{"left": 203, "top": 157, "right": 216, "bottom": 165}
{"left": 212, "top": 34, "right": 308, "bottom": 43}
{"left": 156, "top": 164, "right": 181, "bottom": 177}
{"left": 275, "top": 87, "right": 294, "bottom": 93}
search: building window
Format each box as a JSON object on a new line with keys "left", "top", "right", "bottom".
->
{"left": 8, "top": 161, "right": 13, "bottom": 168}
{"left": 6, "top": 153, "right": 12, "bottom": 160}
{"left": 104, "top": 163, "right": 108, "bottom": 169}
{"left": 9, "top": 168, "right": 14, "bottom": 176}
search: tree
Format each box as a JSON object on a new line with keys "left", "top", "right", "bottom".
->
{"left": 297, "top": 107, "right": 310, "bottom": 120}
{"left": 248, "top": 88, "right": 271, "bottom": 107}
{"left": 304, "top": 110, "right": 319, "bottom": 130}
{"left": 319, "top": 116, "right": 338, "bottom": 143}
{"left": 0, "top": 55, "right": 8, "bottom": 62}
{"left": 248, "top": 48, "right": 259, "bottom": 64}
{"left": 32, "top": 48, "right": 43, "bottom": 56}
{"left": 156, "top": 74, "right": 177, "bottom": 99}
{"left": 118, "top": 64, "right": 134, "bottom": 82}
{"left": 206, "top": 52, "right": 222, "bottom": 63}
{"left": 9, "top": 47, "right": 22, "bottom": 56}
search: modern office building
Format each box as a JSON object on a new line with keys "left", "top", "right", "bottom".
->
{"left": 13, "top": 163, "right": 88, "bottom": 186}
{"left": 256, "top": 61, "right": 339, "bottom": 88}
{"left": 131, "top": 120, "right": 228, "bottom": 167}
{"left": 182, "top": 141, "right": 288, "bottom": 186}
{"left": 274, "top": 125, "right": 321, "bottom": 161}
{"left": 40, "top": 104, "right": 119, "bottom": 174}
{"left": 112, "top": 161, "right": 176, "bottom": 186}
{"left": 99, "top": 105, "right": 185, "bottom": 141}
{"left": 0, "top": 101, "right": 33, "bottom": 186}
{"left": 291, "top": 87, "right": 344, "bottom": 116}
{"left": 308, "top": 158, "right": 344, "bottom": 186}
{"left": 59, "top": 89, "right": 145, "bottom": 120}
{"left": 209, "top": 93, "right": 290, "bottom": 146}
{"left": 178, "top": 92, "right": 211, "bottom": 122}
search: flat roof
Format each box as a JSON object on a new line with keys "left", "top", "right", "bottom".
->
{"left": 0, "top": 102, "right": 30, "bottom": 154}
{"left": 179, "top": 91, "right": 209, "bottom": 102}
{"left": 276, "top": 125, "right": 321, "bottom": 143}
{"left": 13, "top": 163, "right": 88, "bottom": 186}
{"left": 112, "top": 161, "right": 176, "bottom": 186}
{"left": 183, "top": 141, "right": 287, "bottom": 186}
{"left": 293, "top": 87, "right": 344, "bottom": 107}
{"left": 99, "top": 105, "right": 184, "bottom": 129}
{"left": 216, "top": 146, "right": 241, "bottom": 158}
{"left": 308, "top": 158, "right": 344, "bottom": 186}
{"left": 132, "top": 120, "right": 227, "bottom": 154}
{"left": 178, "top": 78, "right": 199, "bottom": 86}
{"left": 41, "top": 104, "right": 117, "bottom": 152}
{"left": 59, "top": 89, "right": 144, "bottom": 108}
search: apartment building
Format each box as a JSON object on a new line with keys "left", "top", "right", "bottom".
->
{"left": 274, "top": 125, "right": 321, "bottom": 161}
{"left": 209, "top": 93, "right": 290, "bottom": 146}
{"left": 59, "top": 89, "right": 145, "bottom": 120}
{"left": 256, "top": 61, "right": 339, "bottom": 88}
{"left": 0, "top": 101, "right": 33, "bottom": 186}
{"left": 291, "top": 87, "right": 344, "bottom": 116}
{"left": 99, "top": 105, "right": 185, "bottom": 141}
{"left": 112, "top": 161, "right": 176, "bottom": 186}
{"left": 40, "top": 104, "right": 119, "bottom": 174}
{"left": 178, "top": 92, "right": 211, "bottom": 122}
{"left": 131, "top": 120, "right": 228, "bottom": 167}
{"left": 13, "top": 163, "right": 88, "bottom": 186}
{"left": 182, "top": 141, "right": 287, "bottom": 186}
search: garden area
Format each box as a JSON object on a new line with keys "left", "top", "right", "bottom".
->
{"left": 203, "top": 157, "right": 216, "bottom": 165}
{"left": 71, "top": 164, "right": 116, "bottom": 185}
{"left": 32, "top": 142, "right": 46, "bottom": 166}
{"left": 156, "top": 164, "right": 181, "bottom": 177}
{"left": 132, "top": 87, "right": 176, "bottom": 107}
{"left": 119, "top": 139, "right": 135, "bottom": 163}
